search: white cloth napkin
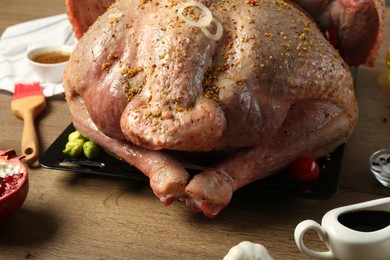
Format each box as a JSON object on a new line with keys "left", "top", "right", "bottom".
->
{"left": 0, "top": 14, "right": 77, "bottom": 97}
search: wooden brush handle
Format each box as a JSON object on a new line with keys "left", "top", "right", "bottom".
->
{"left": 21, "top": 112, "right": 39, "bottom": 165}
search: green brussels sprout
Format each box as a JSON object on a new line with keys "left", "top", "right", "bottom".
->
{"left": 68, "top": 130, "right": 87, "bottom": 142}
{"left": 63, "top": 138, "right": 86, "bottom": 157}
{"left": 83, "top": 140, "right": 101, "bottom": 159}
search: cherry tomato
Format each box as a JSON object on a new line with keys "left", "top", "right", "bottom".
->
{"left": 287, "top": 156, "right": 320, "bottom": 183}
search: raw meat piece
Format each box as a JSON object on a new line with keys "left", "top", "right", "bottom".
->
{"left": 65, "top": 0, "right": 115, "bottom": 39}
{"left": 63, "top": 0, "right": 362, "bottom": 217}
{"left": 293, "top": 0, "right": 384, "bottom": 66}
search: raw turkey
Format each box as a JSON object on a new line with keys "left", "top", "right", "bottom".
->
{"left": 63, "top": 0, "right": 381, "bottom": 217}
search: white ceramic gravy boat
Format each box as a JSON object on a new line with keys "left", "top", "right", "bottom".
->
{"left": 294, "top": 197, "right": 390, "bottom": 260}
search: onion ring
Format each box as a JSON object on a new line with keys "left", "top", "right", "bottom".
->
{"left": 177, "top": 1, "right": 213, "bottom": 28}
{"left": 177, "top": 1, "right": 223, "bottom": 41}
{"left": 200, "top": 18, "right": 223, "bottom": 41}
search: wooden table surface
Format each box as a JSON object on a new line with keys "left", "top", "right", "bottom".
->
{"left": 1, "top": 1, "right": 389, "bottom": 259}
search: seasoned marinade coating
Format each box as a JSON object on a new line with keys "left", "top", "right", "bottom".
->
{"left": 64, "top": 0, "right": 359, "bottom": 217}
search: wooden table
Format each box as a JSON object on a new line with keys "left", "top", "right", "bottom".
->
{"left": 0, "top": 1, "right": 389, "bottom": 259}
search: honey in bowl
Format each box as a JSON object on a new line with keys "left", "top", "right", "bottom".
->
{"left": 27, "top": 45, "right": 74, "bottom": 82}
{"left": 32, "top": 51, "right": 70, "bottom": 64}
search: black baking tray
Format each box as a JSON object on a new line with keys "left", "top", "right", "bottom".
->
{"left": 39, "top": 123, "right": 344, "bottom": 200}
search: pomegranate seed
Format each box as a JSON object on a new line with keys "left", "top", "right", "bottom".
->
{"left": 0, "top": 174, "right": 23, "bottom": 198}
{"left": 4, "top": 175, "right": 14, "bottom": 184}
{"left": 0, "top": 178, "right": 6, "bottom": 196}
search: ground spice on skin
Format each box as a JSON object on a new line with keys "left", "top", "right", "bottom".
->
{"left": 120, "top": 65, "right": 144, "bottom": 101}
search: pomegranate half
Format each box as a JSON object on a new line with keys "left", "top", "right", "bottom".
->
{"left": 0, "top": 149, "right": 29, "bottom": 223}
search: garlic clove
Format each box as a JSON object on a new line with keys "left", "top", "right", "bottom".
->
{"left": 223, "top": 241, "right": 273, "bottom": 260}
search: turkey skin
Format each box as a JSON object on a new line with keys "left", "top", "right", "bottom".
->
{"left": 63, "top": 0, "right": 359, "bottom": 217}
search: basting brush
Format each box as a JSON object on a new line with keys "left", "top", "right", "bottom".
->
{"left": 11, "top": 82, "right": 46, "bottom": 165}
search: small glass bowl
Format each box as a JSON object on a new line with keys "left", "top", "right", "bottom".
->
{"left": 369, "top": 149, "right": 390, "bottom": 188}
